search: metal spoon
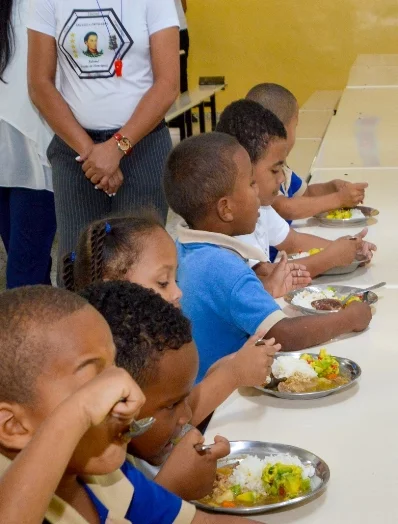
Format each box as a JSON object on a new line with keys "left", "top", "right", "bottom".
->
{"left": 340, "top": 282, "right": 386, "bottom": 306}
{"left": 122, "top": 416, "right": 156, "bottom": 440}
{"left": 311, "top": 282, "right": 385, "bottom": 311}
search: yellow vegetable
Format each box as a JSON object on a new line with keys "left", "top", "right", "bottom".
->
{"left": 326, "top": 208, "right": 353, "bottom": 220}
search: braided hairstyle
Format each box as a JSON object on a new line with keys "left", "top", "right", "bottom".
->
{"left": 61, "top": 212, "right": 164, "bottom": 292}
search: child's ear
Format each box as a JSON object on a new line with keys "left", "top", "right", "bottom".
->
{"left": 216, "top": 196, "right": 234, "bottom": 223}
{"left": 0, "top": 404, "right": 33, "bottom": 451}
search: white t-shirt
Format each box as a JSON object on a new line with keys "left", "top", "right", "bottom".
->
{"left": 236, "top": 206, "right": 290, "bottom": 266}
{"left": 174, "top": 0, "right": 187, "bottom": 30}
{"left": 28, "top": 0, "right": 179, "bottom": 130}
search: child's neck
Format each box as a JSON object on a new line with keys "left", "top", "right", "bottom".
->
{"left": 192, "top": 216, "right": 236, "bottom": 237}
{"left": 56, "top": 473, "right": 100, "bottom": 524}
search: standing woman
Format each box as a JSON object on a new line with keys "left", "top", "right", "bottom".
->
{"left": 27, "top": 0, "right": 180, "bottom": 278}
{"left": 0, "top": 0, "right": 56, "bottom": 288}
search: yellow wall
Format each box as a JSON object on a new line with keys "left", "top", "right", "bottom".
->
{"left": 186, "top": 0, "right": 398, "bottom": 108}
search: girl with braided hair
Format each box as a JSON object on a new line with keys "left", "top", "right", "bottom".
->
{"left": 62, "top": 212, "right": 280, "bottom": 433}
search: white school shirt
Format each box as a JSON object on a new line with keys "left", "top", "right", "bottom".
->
{"left": 174, "top": 0, "right": 187, "bottom": 30}
{"left": 236, "top": 206, "right": 290, "bottom": 266}
{"left": 28, "top": 0, "right": 179, "bottom": 130}
{"left": 0, "top": 0, "right": 53, "bottom": 191}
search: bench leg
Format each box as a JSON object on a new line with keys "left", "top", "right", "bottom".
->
{"left": 210, "top": 94, "right": 217, "bottom": 131}
{"left": 185, "top": 109, "right": 193, "bottom": 137}
{"left": 198, "top": 102, "right": 206, "bottom": 133}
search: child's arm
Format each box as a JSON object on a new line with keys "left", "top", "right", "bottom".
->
{"left": 0, "top": 368, "right": 145, "bottom": 524}
{"left": 276, "top": 231, "right": 362, "bottom": 278}
{"left": 189, "top": 334, "right": 280, "bottom": 426}
{"left": 273, "top": 182, "right": 368, "bottom": 221}
{"left": 267, "top": 301, "right": 372, "bottom": 350}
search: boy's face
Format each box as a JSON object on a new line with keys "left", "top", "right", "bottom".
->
{"left": 125, "top": 227, "right": 182, "bottom": 308}
{"left": 23, "top": 307, "right": 129, "bottom": 475}
{"left": 285, "top": 104, "right": 299, "bottom": 155}
{"left": 128, "top": 342, "right": 198, "bottom": 466}
{"left": 254, "top": 138, "right": 288, "bottom": 206}
{"left": 227, "top": 146, "right": 261, "bottom": 235}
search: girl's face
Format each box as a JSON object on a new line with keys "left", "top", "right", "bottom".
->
{"left": 125, "top": 228, "right": 182, "bottom": 307}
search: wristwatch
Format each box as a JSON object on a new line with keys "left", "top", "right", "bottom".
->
{"left": 113, "top": 133, "right": 133, "bottom": 156}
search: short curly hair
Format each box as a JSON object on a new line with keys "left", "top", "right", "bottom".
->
{"left": 0, "top": 286, "right": 88, "bottom": 404}
{"left": 216, "top": 99, "right": 287, "bottom": 163}
{"left": 164, "top": 132, "right": 242, "bottom": 228}
{"left": 80, "top": 281, "right": 193, "bottom": 387}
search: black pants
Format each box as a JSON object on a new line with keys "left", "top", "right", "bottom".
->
{"left": 179, "top": 29, "right": 190, "bottom": 93}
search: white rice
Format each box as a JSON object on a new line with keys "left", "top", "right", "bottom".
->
{"left": 229, "top": 454, "right": 315, "bottom": 493}
{"left": 290, "top": 252, "right": 309, "bottom": 260}
{"left": 291, "top": 288, "right": 336, "bottom": 310}
{"left": 272, "top": 356, "right": 317, "bottom": 379}
{"left": 349, "top": 208, "right": 365, "bottom": 219}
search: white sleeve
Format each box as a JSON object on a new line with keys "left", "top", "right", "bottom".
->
{"left": 146, "top": 0, "right": 180, "bottom": 36}
{"left": 27, "top": 0, "right": 56, "bottom": 37}
{"left": 268, "top": 207, "right": 290, "bottom": 247}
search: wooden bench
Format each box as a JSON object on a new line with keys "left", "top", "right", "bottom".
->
{"left": 166, "top": 84, "right": 225, "bottom": 140}
{"left": 347, "top": 65, "right": 398, "bottom": 88}
{"left": 287, "top": 138, "right": 322, "bottom": 182}
{"left": 296, "top": 110, "right": 334, "bottom": 140}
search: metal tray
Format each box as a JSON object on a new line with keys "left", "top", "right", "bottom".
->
{"left": 256, "top": 351, "right": 361, "bottom": 400}
{"left": 284, "top": 284, "right": 378, "bottom": 315}
{"left": 316, "top": 205, "right": 379, "bottom": 227}
{"left": 288, "top": 254, "right": 362, "bottom": 275}
{"left": 194, "top": 440, "right": 330, "bottom": 514}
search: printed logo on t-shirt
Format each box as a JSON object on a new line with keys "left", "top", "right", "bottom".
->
{"left": 58, "top": 9, "right": 133, "bottom": 79}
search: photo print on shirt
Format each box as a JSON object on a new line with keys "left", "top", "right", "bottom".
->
{"left": 58, "top": 9, "right": 133, "bottom": 78}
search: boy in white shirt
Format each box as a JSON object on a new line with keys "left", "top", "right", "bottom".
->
{"left": 216, "top": 99, "right": 376, "bottom": 278}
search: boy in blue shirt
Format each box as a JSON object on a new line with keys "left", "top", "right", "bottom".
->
{"left": 0, "top": 285, "right": 263, "bottom": 524}
{"left": 164, "top": 133, "right": 372, "bottom": 381}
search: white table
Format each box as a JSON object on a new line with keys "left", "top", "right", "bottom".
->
{"left": 353, "top": 54, "right": 398, "bottom": 67}
{"left": 347, "top": 65, "right": 398, "bottom": 88}
{"left": 287, "top": 139, "right": 321, "bottom": 180}
{"left": 296, "top": 111, "right": 334, "bottom": 139}
{"left": 314, "top": 88, "right": 398, "bottom": 168}
{"left": 204, "top": 288, "right": 398, "bottom": 524}
{"left": 301, "top": 91, "right": 342, "bottom": 112}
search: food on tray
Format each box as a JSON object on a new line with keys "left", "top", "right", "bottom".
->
{"left": 291, "top": 287, "right": 362, "bottom": 311}
{"left": 266, "top": 349, "right": 350, "bottom": 394}
{"left": 290, "top": 248, "right": 324, "bottom": 259}
{"left": 326, "top": 208, "right": 365, "bottom": 220}
{"left": 199, "top": 454, "right": 315, "bottom": 508}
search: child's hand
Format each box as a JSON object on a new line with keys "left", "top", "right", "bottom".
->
{"left": 71, "top": 367, "right": 145, "bottom": 428}
{"left": 156, "top": 429, "right": 230, "bottom": 500}
{"left": 337, "top": 181, "right": 368, "bottom": 207}
{"left": 342, "top": 301, "right": 372, "bottom": 332}
{"left": 229, "top": 332, "right": 281, "bottom": 387}
{"left": 253, "top": 261, "right": 274, "bottom": 278}
{"left": 258, "top": 252, "right": 311, "bottom": 298}
{"left": 325, "top": 237, "right": 363, "bottom": 267}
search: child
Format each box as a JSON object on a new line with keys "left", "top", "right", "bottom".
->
{"left": 163, "top": 132, "right": 372, "bottom": 381}
{"left": 246, "top": 83, "right": 368, "bottom": 222}
{"left": 216, "top": 100, "right": 376, "bottom": 278}
{"left": 0, "top": 285, "right": 265, "bottom": 524}
{"left": 65, "top": 215, "right": 280, "bottom": 426}
{"left": 82, "top": 281, "right": 247, "bottom": 500}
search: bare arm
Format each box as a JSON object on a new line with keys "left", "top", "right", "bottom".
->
{"left": 267, "top": 302, "right": 371, "bottom": 351}
{"left": 0, "top": 403, "right": 87, "bottom": 524}
{"left": 304, "top": 181, "right": 336, "bottom": 197}
{"left": 182, "top": 0, "right": 188, "bottom": 12}
{"left": 277, "top": 231, "right": 363, "bottom": 278}
{"left": 27, "top": 30, "right": 94, "bottom": 157}
{"left": 119, "top": 27, "right": 180, "bottom": 145}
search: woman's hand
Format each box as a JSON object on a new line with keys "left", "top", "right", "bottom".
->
{"left": 81, "top": 139, "right": 124, "bottom": 184}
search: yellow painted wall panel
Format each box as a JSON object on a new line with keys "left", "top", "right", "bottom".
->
{"left": 186, "top": 0, "right": 398, "bottom": 108}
